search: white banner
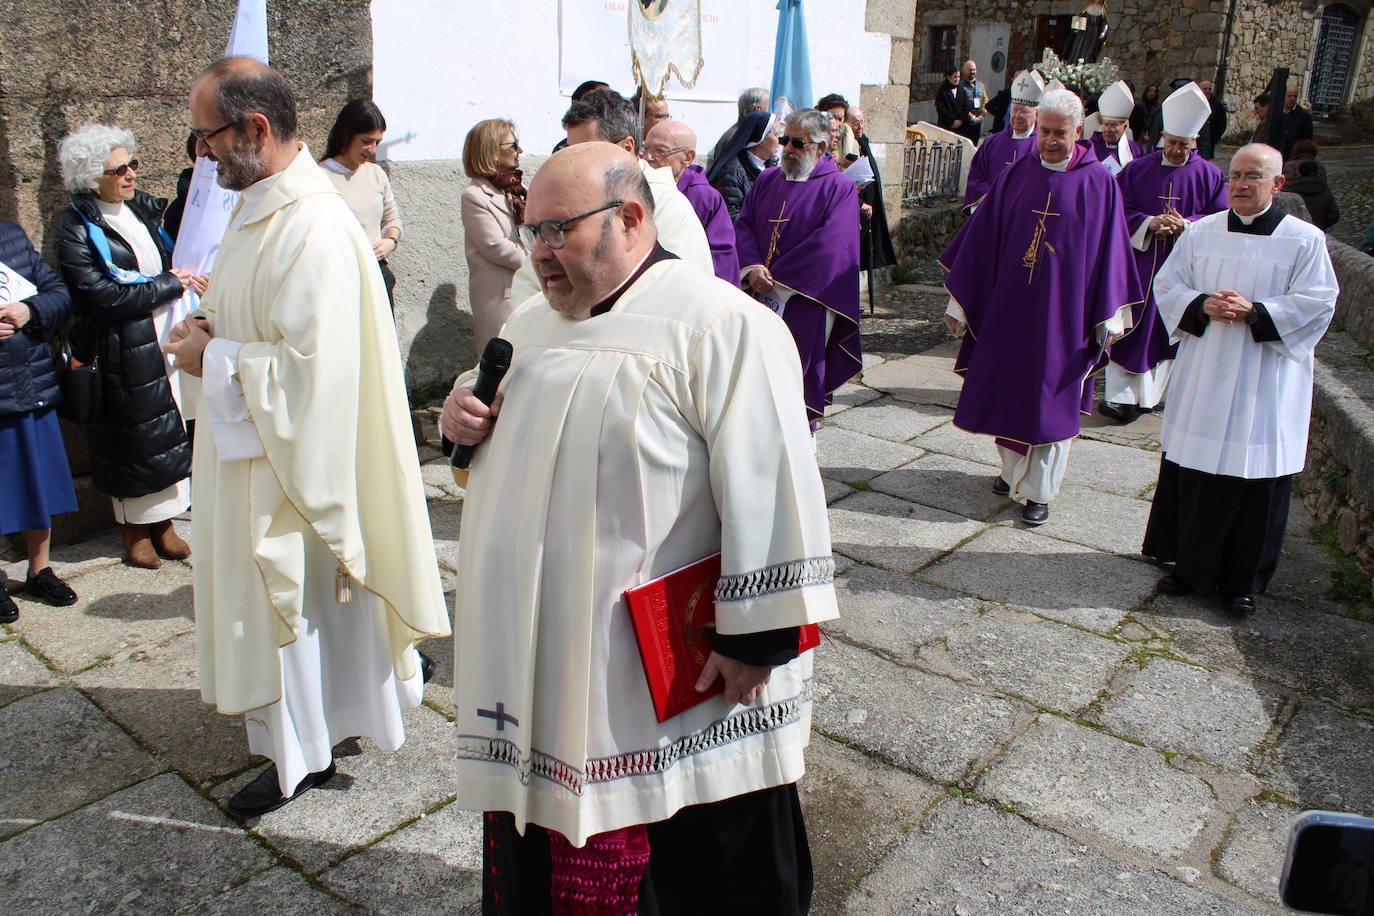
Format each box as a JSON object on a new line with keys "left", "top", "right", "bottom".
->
{"left": 559, "top": 0, "right": 748, "bottom": 101}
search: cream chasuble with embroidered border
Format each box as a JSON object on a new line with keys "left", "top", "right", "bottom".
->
{"left": 451, "top": 258, "right": 839, "bottom": 845}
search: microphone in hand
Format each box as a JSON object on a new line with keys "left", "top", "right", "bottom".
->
{"left": 451, "top": 337, "right": 513, "bottom": 470}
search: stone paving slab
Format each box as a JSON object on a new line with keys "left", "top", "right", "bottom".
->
{"left": 827, "top": 396, "right": 952, "bottom": 443}
{"left": 908, "top": 420, "right": 1000, "bottom": 467}
{"left": 977, "top": 714, "right": 1217, "bottom": 861}
{"left": 830, "top": 564, "right": 986, "bottom": 662}
{"left": 925, "top": 605, "right": 1133, "bottom": 715}
{"left": 0, "top": 687, "right": 164, "bottom": 839}
{"left": 800, "top": 734, "right": 944, "bottom": 916}
{"left": 1062, "top": 434, "right": 1165, "bottom": 498}
{"left": 822, "top": 477, "right": 854, "bottom": 504}
{"left": 1095, "top": 657, "right": 1284, "bottom": 773}
{"left": 844, "top": 797, "right": 1261, "bottom": 915}
{"left": 186, "top": 866, "right": 367, "bottom": 914}
{"left": 72, "top": 633, "right": 256, "bottom": 784}
{"left": 1141, "top": 594, "right": 1374, "bottom": 711}
{"left": 815, "top": 426, "right": 924, "bottom": 484}
{"left": 212, "top": 703, "right": 459, "bottom": 872}
{"left": 1078, "top": 408, "right": 1164, "bottom": 448}
{"left": 869, "top": 452, "right": 1011, "bottom": 520}
{"left": 824, "top": 381, "right": 883, "bottom": 415}
{"left": 921, "top": 525, "right": 1158, "bottom": 634}
{"left": 0, "top": 773, "right": 273, "bottom": 916}
{"left": 989, "top": 481, "right": 1154, "bottom": 558}
{"left": 0, "top": 637, "right": 59, "bottom": 707}
{"left": 1215, "top": 798, "right": 1302, "bottom": 906}
{"left": 827, "top": 491, "right": 986, "bottom": 574}
{"left": 814, "top": 639, "right": 1027, "bottom": 784}
{"left": 1260, "top": 701, "right": 1374, "bottom": 813}
{"left": 318, "top": 802, "right": 482, "bottom": 915}
{"left": 7, "top": 560, "right": 195, "bottom": 673}
{"left": 860, "top": 353, "right": 963, "bottom": 408}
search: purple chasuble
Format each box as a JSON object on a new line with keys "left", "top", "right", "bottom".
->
{"left": 736, "top": 156, "right": 862, "bottom": 421}
{"left": 963, "top": 128, "right": 1037, "bottom": 207}
{"left": 940, "top": 141, "right": 1140, "bottom": 446}
{"left": 1088, "top": 132, "right": 1145, "bottom": 172}
{"left": 1111, "top": 151, "right": 1228, "bottom": 374}
{"left": 676, "top": 163, "right": 739, "bottom": 284}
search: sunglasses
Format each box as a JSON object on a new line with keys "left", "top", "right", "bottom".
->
{"left": 781, "top": 136, "right": 816, "bottom": 150}
{"left": 103, "top": 159, "right": 140, "bottom": 177}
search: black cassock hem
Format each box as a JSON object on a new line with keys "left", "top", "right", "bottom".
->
{"left": 1143, "top": 458, "right": 1291, "bottom": 596}
{"left": 482, "top": 782, "right": 812, "bottom": 916}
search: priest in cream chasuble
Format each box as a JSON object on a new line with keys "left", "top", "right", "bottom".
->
{"left": 445, "top": 144, "right": 837, "bottom": 913}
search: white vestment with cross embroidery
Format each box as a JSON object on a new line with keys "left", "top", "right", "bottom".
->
{"left": 450, "top": 258, "right": 839, "bottom": 846}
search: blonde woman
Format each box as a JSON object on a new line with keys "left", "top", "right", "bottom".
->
{"left": 461, "top": 119, "right": 528, "bottom": 357}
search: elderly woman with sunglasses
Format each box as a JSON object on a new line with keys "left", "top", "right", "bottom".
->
{"left": 52, "top": 124, "right": 204, "bottom": 569}
{"left": 461, "top": 119, "right": 529, "bottom": 358}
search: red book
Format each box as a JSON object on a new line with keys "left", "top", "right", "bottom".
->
{"left": 624, "top": 553, "right": 820, "bottom": 723}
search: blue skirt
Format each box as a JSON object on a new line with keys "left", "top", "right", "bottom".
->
{"left": 0, "top": 406, "right": 78, "bottom": 534}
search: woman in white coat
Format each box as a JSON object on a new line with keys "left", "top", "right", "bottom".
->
{"left": 461, "top": 119, "right": 528, "bottom": 357}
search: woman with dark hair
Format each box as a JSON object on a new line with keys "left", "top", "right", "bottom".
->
{"left": 319, "top": 100, "right": 403, "bottom": 306}
{"left": 1130, "top": 83, "right": 1160, "bottom": 139}
{"left": 53, "top": 124, "right": 197, "bottom": 569}
{"left": 708, "top": 110, "right": 781, "bottom": 222}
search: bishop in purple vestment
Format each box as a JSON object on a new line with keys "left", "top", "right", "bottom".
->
{"left": 1089, "top": 130, "right": 1144, "bottom": 175}
{"left": 942, "top": 90, "right": 1139, "bottom": 525}
{"left": 963, "top": 70, "right": 1045, "bottom": 210}
{"left": 1100, "top": 82, "right": 1231, "bottom": 422}
{"left": 644, "top": 120, "right": 739, "bottom": 283}
{"left": 737, "top": 109, "right": 862, "bottom": 423}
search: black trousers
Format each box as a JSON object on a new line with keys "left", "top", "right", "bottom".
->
{"left": 378, "top": 258, "right": 397, "bottom": 311}
{"left": 482, "top": 783, "right": 812, "bottom": 915}
{"left": 1142, "top": 458, "right": 1292, "bottom": 597}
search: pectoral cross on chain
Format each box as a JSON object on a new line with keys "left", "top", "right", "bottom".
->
{"left": 764, "top": 200, "right": 789, "bottom": 268}
{"left": 1021, "top": 191, "right": 1060, "bottom": 285}
{"left": 477, "top": 701, "right": 519, "bottom": 731}
{"left": 1158, "top": 180, "right": 1182, "bottom": 214}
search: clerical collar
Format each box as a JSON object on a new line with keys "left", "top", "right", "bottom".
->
{"left": 1162, "top": 153, "right": 1187, "bottom": 168}
{"left": 1012, "top": 128, "right": 1034, "bottom": 140}
{"left": 1228, "top": 203, "right": 1285, "bottom": 235}
{"left": 1039, "top": 154, "right": 1071, "bottom": 172}
{"left": 745, "top": 150, "right": 766, "bottom": 171}
{"left": 581, "top": 244, "right": 678, "bottom": 319}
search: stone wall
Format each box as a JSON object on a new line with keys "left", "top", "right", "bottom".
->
{"left": 1301, "top": 238, "right": 1374, "bottom": 602}
{"left": 0, "top": 0, "right": 373, "bottom": 253}
{"left": 866, "top": 0, "right": 921, "bottom": 232}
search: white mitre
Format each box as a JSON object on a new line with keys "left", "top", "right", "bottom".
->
{"left": 1162, "top": 81, "right": 1211, "bottom": 138}
{"left": 1097, "top": 80, "right": 1135, "bottom": 120}
{"left": 1010, "top": 70, "right": 1047, "bottom": 106}
{"left": 1044, "top": 77, "right": 1068, "bottom": 95}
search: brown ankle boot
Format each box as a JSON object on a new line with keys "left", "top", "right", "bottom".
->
{"left": 120, "top": 523, "right": 161, "bottom": 569}
{"left": 150, "top": 519, "right": 191, "bottom": 560}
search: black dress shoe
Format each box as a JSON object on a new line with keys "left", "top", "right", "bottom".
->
{"left": 418, "top": 650, "right": 436, "bottom": 684}
{"left": 1157, "top": 574, "right": 1194, "bottom": 596}
{"left": 227, "top": 761, "right": 336, "bottom": 817}
{"left": 1223, "top": 594, "right": 1256, "bottom": 616}
{"left": 1097, "top": 401, "right": 1142, "bottom": 424}
{"left": 992, "top": 476, "right": 1011, "bottom": 495}
{"left": 0, "top": 589, "right": 17, "bottom": 624}
{"left": 23, "top": 567, "right": 77, "bottom": 607}
{"left": 1021, "top": 501, "right": 1050, "bottom": 525}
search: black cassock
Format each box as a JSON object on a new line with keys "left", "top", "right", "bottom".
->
{"left": 855, "top": 134, "right": 898, "bottom": 271}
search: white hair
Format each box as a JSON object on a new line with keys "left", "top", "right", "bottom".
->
{"left": 1038, "top": 89, "right": 1084, "bottom": 127}
{"left": 58, "top": 124, "right": 137, "bottom": 194}
{"left": 738, "top": 87, "right": 769, "bottom": 120}
{"left": 1233, "top": 142, "right": 1283, "bottom": 177}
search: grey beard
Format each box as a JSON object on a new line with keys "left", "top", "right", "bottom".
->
{"left": 215, "top": 139, "right": 271, "bottom": 191}
{"left": 781, "top": 156, "right": 816, "bottom": 181}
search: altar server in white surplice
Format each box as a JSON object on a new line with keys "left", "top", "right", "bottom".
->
{"left": 1143, "top": 143, "right": 1337, "bottom": 616}
{"left": 441, "top": 142, "right": 837, "bottom": 914}
{"left": 165, "top": 58, "right": 449, "bottom": 818}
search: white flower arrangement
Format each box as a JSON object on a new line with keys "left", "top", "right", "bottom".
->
{"left": 1034, "top": 48, "right": 1121, "bottom": 97}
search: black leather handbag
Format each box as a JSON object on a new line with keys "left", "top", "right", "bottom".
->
{"left": 54, "top": 333, "right": 101, "bottom": 424}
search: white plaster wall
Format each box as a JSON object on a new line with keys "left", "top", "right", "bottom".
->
{"left": 372, "top": 0, "right": 891, "bottom": 163}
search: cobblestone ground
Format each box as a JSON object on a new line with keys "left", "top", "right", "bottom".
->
{"left": 2, "top": 307, "right": 1371, "bottom": 913}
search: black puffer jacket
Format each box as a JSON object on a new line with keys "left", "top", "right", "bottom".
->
{"left": 53, "top": 191, "right": 191, "bottom": 499}
{"left": 711, "top": 151, "right": 763, "bottom": 222}
{"left": 0, "top": 221, "right": 72, "bottom": 418}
